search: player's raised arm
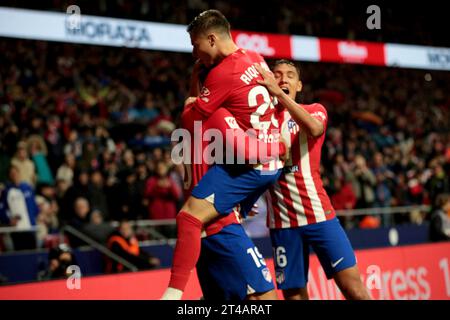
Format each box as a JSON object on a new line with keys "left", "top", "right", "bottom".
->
{"left": 205, "top": 108, "right": 286, "bottom": 163}
{"left": 254, "top": 63, "right": 324, "bottom": 137}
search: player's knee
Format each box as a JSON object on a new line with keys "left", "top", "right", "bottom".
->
{"left": 180, "top": 197, "right": 219, "bottom": 224}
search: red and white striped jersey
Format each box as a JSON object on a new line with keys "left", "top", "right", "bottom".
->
{"left": 267, "top": 103, "right": 336, "bottom": 229}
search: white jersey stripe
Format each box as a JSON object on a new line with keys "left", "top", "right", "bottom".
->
{"left": 298, "top": 132, "right": 326, "bottom": 223}
{"left": 272, "top": 181, "right": 292, "bottom": 228}
{"left": 265, "top": 190, "right": 276, "bottom": 229}
{"left": 284, "top": 173, "right": 308, "bottom": 226}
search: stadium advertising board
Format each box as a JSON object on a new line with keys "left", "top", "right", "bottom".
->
{"left": 1, "top": 7, "right": 450, "bottom": 70}
{"left": 0, "top": 242, "right": 448, "bottom": 300}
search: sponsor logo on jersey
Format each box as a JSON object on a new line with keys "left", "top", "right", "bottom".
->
{"left": 311, "top": 111, "right": 326, "bottom": 122}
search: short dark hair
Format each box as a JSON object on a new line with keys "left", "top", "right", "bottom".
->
{"left": 273, "top": 59, "right": 301, "bottom": 79}
{"left": 187, "top": 10, "right": 231, "bottom": 37}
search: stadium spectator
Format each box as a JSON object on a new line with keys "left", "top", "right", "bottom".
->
{"left": 426, "top": 164, "right": 450, "bottom": 206}
{"left": 117, "top": 169, "right": 142, "bottom": 220}
{"left": 29, "top": 137, "right": 54, "bottom": 186}
{"left": 60, "top": 170, "right": 90, "bottom": 223}
{"left": 145, "top": 161, "right": 181, "bottom": 220}
{"left": 0, "top": 165, "right": 39, "bottom": 250}
{"left": 11, "top": 141, "right": 36, "bottom": 187}
{"left": 38, "top": 243, "right": 77, "bottom": 280}
{"left": 81, "top": 209, "right": 114, "bottom": 244}
{"left": 106, "top": 220, "right": 160, "bottom": 273}
{"left": 87, "top": 170, "right": 109, "bottom": 221}
{"left": 429, "top": 193, "right": 450, "bottom": 242}
{"left": 56, "top": 154, "right": 76, "bottom": 186}
{"left": 351, "top": 154, "right": 376, "bottom": 209}
{"left": 68, "top": 197, "right": 91, "bottom": 247}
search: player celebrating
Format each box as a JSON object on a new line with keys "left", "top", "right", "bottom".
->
{"left": 161, "top": 10, "right": 283, "bottom": 300}
{"left": 178, "top": 63, "right": 284, "bottom": 300}
{"left": 255, "top": 60, "right": 371, "bottom": 300}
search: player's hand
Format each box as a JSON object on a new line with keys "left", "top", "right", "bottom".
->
{"left": 254, "top": 63, "right": 284, "bottom": 97}
{"left": 184, "top": 96, "right": 197, "bottom": 107}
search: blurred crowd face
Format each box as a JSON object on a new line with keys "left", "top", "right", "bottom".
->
{"left": 90, "top": 171, "right": 104, "bottom": 186}
{"left": 9, "top": 166, "right": 21, "bottom": 185}
{"left": 78, "top": 172, "right": 89, "bottom": 186}
{"left": 74, "top": 197, "right": 90, "bottom": 219}
{"left": 374, "top": 152, "right": 384, "bottom": 167}
{"left": 16, "top": 144, "right": 28, "bottom": 160}
{"left": 355, "top": 155, "right": 367, "bottom": 169}
{"left": 123, "top": 150, "right": 135, "bottom": 167}
{"left": 273, "top": 63, "right": 302, "bottom": 100}
{"left": 65, "top": 154, "right": 76, "bottom": 168}
{"left": 90, "top": 210, "right": 103, "bottom": 225}
{"left": 156, "top": 162, "right": 169, "bottom": 178}
{"left": 119, "top": 221, "right": 133, "bottom": 239}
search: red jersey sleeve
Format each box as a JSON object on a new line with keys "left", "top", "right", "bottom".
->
{"left": 305, "top": 103, "right": 328, "bottom": 130}
{"left": 187, "top": 65, "right": 234, "bottom": 118}
{"left": 205, "top": 108, "right": 285, "bottom": 163}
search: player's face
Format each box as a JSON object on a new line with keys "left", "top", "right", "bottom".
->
{"left": 273, "top": 63, "right": 302, "bottom": 99}
{"left": 190, "top": 33, "right": 217, "bottom": 67}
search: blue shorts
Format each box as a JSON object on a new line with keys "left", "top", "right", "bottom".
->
{"left": 191, "top": 164, "right": 282, "bottom": 217}
{"left": 196, "top": 224, "right": 275, "bottom": 301}
{"left": 270, "top": 217, "right": 356, "bottom": 290}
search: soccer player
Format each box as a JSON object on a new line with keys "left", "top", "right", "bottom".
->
{"left": 255, "top": 60, "right": 371, "bottom": 300}
{"left": 161, "top": 10, "right": 284, "bottom": 300}
{"left": 179, "top": 65, "right": 283, "bottom": 300}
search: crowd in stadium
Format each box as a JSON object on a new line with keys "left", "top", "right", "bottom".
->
{"left": 0, "top": 34, "right": 449, "bottom": 252}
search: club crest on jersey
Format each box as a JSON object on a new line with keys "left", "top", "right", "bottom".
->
{"left": 276, "top": 270, "right": 285, "bottom": 284}
{"left": 287, "top": 119, "right": 299, "bottom": 134}
{"left": 262, "top": 267, "right": 273, "bottom": 283}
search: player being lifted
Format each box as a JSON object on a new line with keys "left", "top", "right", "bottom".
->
{"left": 255, "top": 60, "right": 371, "bottom": 300}
{"left": 175, "top": 62, "right": 285, "bottom": 300}
{"left": 161, "top": 10, "right": 284, "bottom": 300}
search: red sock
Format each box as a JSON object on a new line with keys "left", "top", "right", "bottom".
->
{"left": 168, "top": 211, "right": 203, "bottom": 291}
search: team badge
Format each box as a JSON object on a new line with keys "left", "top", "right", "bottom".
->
{"left": 276, "top": 270, "right": 285, "bottom": 284}
{"left": 287, "top": 119, "right": 299, "bottom": 134}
